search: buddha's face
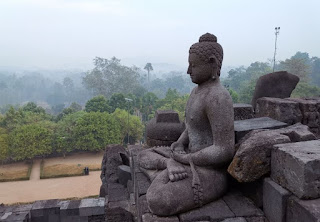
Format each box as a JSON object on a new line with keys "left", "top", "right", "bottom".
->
{"left": 187, "top": 53, "right": 217, "bottom": 84}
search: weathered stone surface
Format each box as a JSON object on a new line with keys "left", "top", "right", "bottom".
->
{"left": 118, "top": 165, "right": 132, "bottom": 188}
{"left": 234, "top": 104, "right": 254, "bottom": 121}
{"left": 263, "top": 178, "right": 291, "bottom": 222}
{"left": 146, "top": 110, "right": 185, "bottom": 147}
{"left": 286, "top": 196, "right": 320, "bottom": 222}
{"left": 234, "top": 117, "right": 287, "bottom": 143}
{"left": 234, "top": 179, "right": 264, "bottom": 208}
{"left": 255, "top": 97, "right": 302, "bottom": 124}
{"left": 105, "top": 204, "right": 133, "bottom": 222}
{"left": 178, "top": 199, "right": 235, "bottom": 222}
{"left": 228, "top": 130, "right": 291, "bottom": 182}
{"left": 229, "top": 123, "right": 315, "bottom": 183}
{"left": 222, "top": 191, "right": 264, "bottom": 217}
{"left": 100, "top": 144, "right": 127, "bottom": 197}
{"left": 271, "top": 140, "right": 320, "bottom": 199}
{"left": 251, "top": 71, "right": 299, "bottom": 109}
{"left": 108, "top": 183, "right": 129, "bottom": 202}
{"left": 79, "top": 198, "right": 104, "bottom": 216}
{"left": 245, "top": 217, "right": 268, "bottom": 222}
{"left": 286, "top": 98, "right": 320, "bottom": 134}
{"left": 142, "top": 213, "right": 179, "bottom": 222}
{"left": 138, "top": 195, "right": 150, "bottom": 221}
{"left": 221, "top": 218, "right": 247, "bottom": 222}
{"left": 136, "top": 172, "right": 151, "bottom": 197}
{"left": 0, "top": 211, "right": 29, "bottom": 222}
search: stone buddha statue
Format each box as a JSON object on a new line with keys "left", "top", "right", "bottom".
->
{"left": 138, "top": 33, "right": 235, "bottom": 216}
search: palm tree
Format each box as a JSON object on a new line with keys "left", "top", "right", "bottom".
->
{"left": 144, "top": 63, "right": 153, "bottom": 86}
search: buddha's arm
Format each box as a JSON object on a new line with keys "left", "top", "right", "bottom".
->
{"left": 170, "top": 128, "right": 189, "bottom": 152}
{"left": 173, "top": 91, "right": 235, "bottom": 167}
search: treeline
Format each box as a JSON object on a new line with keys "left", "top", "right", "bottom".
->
{"left": 223, "top": 52, "right": 320, "bottom": 103}
{"left": 0, "top": 87, "right": 189, "bottom": 162}
{"left": 0, "top": 101, "right": 143, "bottom": 162}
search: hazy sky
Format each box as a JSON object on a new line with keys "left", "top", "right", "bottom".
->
{"left": 0, "top": 0, "right": 319, "bottom": 70}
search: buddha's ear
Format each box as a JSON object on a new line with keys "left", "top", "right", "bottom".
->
{"left": 209, "top": 56, "right": 218, "bottom": 67}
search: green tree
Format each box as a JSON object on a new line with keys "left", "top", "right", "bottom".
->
{"left": 144, "top": 63, "right": 153, "bottom": 85}
{"left": 73, "top": 112, "right": 121, "bottom": 151}
{"left": 278, "top": 56, "right": 311, "bottom": 82}
{"left": 112, "top": 108, "right": 144, "bottom": 144}
{"left": 0, "top": 127, "right": 9, "bottom": 162}
{"left": 291, "top": 82, "right": 320, "bottom": 98}
{"left": 85, "top": 95, "right": 110, "bottom": 113}
{"left": 83, "top": 57, "right": 141, "bottom": 97}
{"left": 108, "top": 93, "right": 127, "bottom": 113}
{"left": 55, "top": 111, "right": 86, "bottom": 157}
{"left": 311, "top": 56, "right": 320, "bottom": 86}
{"left": 9, "top": 123, "right": 53, "bottom": 161}
{"left": 21, "top": 102, "right": 46, "bottom": 114}
{"left": 227, "top": 88, "right": 239, "bottom": 103}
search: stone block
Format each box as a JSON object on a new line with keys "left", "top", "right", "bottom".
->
{"left": 108, "top": 183, "right": 129, "bottom": 202}
{"left": 286, "top": 196, "right": 320, "bottom": 222}
{"left": 234, "top": 117, "right": 287, "bottom": 143}
{"left": 271, "top": 140, "right": 320, "bottom": 199}
{"left": 31, "top": 200, "right": 47, "bottom": 217}
{"left": 138, "top": 195, "right": 150, "bottom": 221}
{"left": 118, "top": 165, "right": 132, "bottom": 188}
{"left": 142, "top": 213, "right": 179, "bottom": 222}
{"left": 178, "top": 199, "right": 235, "bottom": 222}
{"left": 245, "top": 217, "right": 268, "bottom": 222}
{"left": 222, "top": 191, "right": 264, "bottom": 217}
{"left": 229, "top": 123, "right": 315, "bottom": 183}
{"left": 1, "top": 211, "right": 29, "bottom": 222}
{"left": 234, "top": 103, "right": 254, "bottom": 121}
{"left": 105, "top": 202, "right": 133, "bottom": 222}
{"left": 251, "top": 71, "right": 299, "bottom": 110}
{"left": 221, "top": 218, "right": 247, "bottom": 222}
{"left": 255, "top": 97, "right": 302, "bottom": 124}
{"left": 65, "top": 200, "right": 81, "bottom": 216}
{"left": 234, "top": 179, "right": 264, "bottom": 208}
{"left": 79, "top": 198, "right": 104, "bottom": 216}
{"left": 263, "top": 178, "right": 291, "bottom": 222}
{"left": 136, "top": 172, "right": 151, "bottom": 197}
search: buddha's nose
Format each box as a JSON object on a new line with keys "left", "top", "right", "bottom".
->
{"left": 187, "top": 65, "right": 191, "bottom": 74}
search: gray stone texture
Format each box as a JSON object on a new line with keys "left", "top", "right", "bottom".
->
{"left": 178, "top": 199, "right": 235, "bottom": 222}
{"left": 142, "top": 213, "right": 179, "bottom": 222}
{"left": 222, "top": 191, "right": 264, "bottom": 218}
{"left": 221, "top": 218, "right": 247, "bottom": 222}
{"left": 146, "top": 110, "right": 185, "bottom": 147}
{"left": 255, "top": 97, "right": 302, "bottom": 124}
{"left": 263, "top": 178, "right": 291, "bottom": 222}
{"left": 117, "top": 165, "right": 132, "bottom": 188}
{"left": 234, "top": 117, "right": 288, "bottom": 143}
{"left": 108, "top": 183, "right": 129, "bottom": 202}
{"left": 271, "top": 140, "right": 320, "bottom": 199}
{"left": 286, "top": 98, "right": 320, "bottom": 135}
{"left": 234, "top": 104, "right": 254, "bottom": 121}
{"left": 251, "top": 71, "right": 299, "bottom": 109}
{"left": 135, "top": 172, "right": 151, "bottom": 197}
{"left": 100, "top": 144, "right": 128, "bottom": 197}
{"left": 228, "top": 123, "right": 315, "bottom": 182}
{"left": 79, "top": 198, "right": 104, "bottom": 216}
{"left": 286, "top": 196, "right": 320, "bottom": 222}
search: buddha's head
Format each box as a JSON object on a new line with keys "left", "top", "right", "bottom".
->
{"left": 187, "top": 33, "right": 223, "bottom": 84}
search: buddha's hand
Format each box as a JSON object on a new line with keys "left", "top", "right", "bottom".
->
{"left": 167, "top": 158, "right": 188, "bottom": 182}
{"left": 170, "top": 141, "right": 186, "bottom": 154}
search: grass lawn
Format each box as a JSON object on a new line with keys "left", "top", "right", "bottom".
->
{"left": 40, "top": 162, "right": 101, "bottom": 179}
{"left": 0, "top": 162, "right": 32, "bottom": 182}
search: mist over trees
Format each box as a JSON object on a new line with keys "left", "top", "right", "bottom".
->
{"left": 1, "top": 51, "right": 320, "bottom": 163}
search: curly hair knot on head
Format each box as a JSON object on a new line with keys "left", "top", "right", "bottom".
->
{"left": 189, "top": 33, "right": 223, "bottom": 76}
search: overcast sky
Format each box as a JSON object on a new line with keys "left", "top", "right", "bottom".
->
{"left": 0, "top": 0, "right": 319, "bottom": 70}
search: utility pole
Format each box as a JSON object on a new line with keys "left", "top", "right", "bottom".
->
{"left": 273, "top": 27, "right": 280, "bottom": 73}
{"left": 125, "top": 98, "right": 133, "bottom": 146}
